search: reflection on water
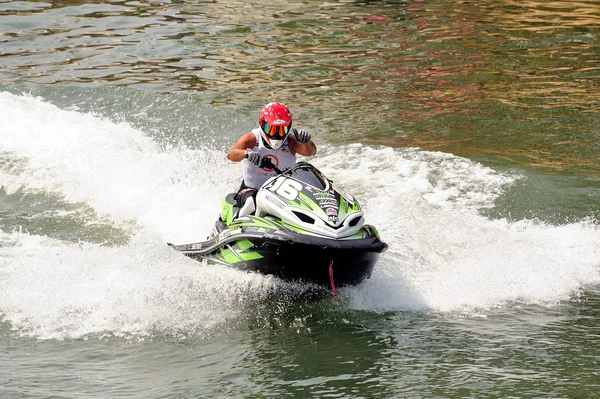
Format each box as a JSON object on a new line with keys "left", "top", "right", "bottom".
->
{"left": 230, "top": 296, "right": 600, "bottom": 398}
{"left": 1, "top": 0, "right": 598, "bottom": 174}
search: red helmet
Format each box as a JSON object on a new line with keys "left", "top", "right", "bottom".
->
{"left": 258, "top": 103, "right": 292, "bottom": 150}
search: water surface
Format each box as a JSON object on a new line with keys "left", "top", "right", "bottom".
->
{"left": 1, "top": 0, "right": 599, "bottom": 398}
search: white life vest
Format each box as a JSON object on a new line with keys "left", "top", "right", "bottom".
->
{"left": 242, "top": 128, "right": 296, "bottom": 189}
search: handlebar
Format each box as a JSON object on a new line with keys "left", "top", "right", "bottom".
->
{"left": 244, "top": 152, "right": 283, "bottom": 174}
{"left": 259, "top": 157, "right": 283, "bottom": 174}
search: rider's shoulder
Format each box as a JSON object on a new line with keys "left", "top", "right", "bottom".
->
{"left": 240, "top": 131, "right": 257, "bottom": 145}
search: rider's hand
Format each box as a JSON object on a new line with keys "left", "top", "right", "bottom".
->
{"left": 293, "top": 129, "right": 311, "bottom": 143}
{"left": 245, "top": 150, "right": 262, "bottom": 165}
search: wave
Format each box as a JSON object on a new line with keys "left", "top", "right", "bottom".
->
{"left": 1, "top": 91, "right": 598, "bottom": 339}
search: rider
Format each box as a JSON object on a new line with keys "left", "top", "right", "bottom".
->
{"left": 227, "top": 102, "right": 317, "bottom": 217}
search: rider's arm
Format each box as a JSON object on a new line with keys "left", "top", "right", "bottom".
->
{"left": 289, "top": 136, "right": 317, "bottom": 157}
{"left": 227, "top": 132, "right": 257, "bottom": 162}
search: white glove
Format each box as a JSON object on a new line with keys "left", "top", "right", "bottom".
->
{"left": 293, "top": 128, "right": 311, "bottom": 143}
{"left": 245, "top": 150, "right": 262, "bottom": 165}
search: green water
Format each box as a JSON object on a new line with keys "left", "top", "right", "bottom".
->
{"left": 2, "top": 297, "right": 600, "bottom": 398}
{"left": 1, "top": 0, "right": 599, "bottom": 398}
{"left": 3, "top": 0, "right": 599, "bottom": 175}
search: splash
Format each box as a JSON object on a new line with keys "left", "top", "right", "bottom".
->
{"left": 0, "top": 92, "right": 598, "bottom": 339}
{"left": 0, "top": 229, "right": 281, "bottom": 340}
{"left": 0, "top": 91, "right": 232, "bottom": 243}
{"left": 346, "top": 207, "right": 600, "bottom": 313}
{"left": 312, "top": 145, "right": 600, "bottom": 313}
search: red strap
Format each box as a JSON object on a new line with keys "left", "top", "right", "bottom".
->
{"left": 329, "top": 261, "right": 337, "bottom": 298}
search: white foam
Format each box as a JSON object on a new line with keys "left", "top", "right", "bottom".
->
{"left": 1, "top": 92, "right": 599, "bottom": 339}
{"left": 315, "top": 144, "right": 518, "bottom": 212}
{"left": 345, "top": 213, "right": 600, "bottom": 314}
{"left": 0, "top": 92, "right": 235, "bottom": 243}
{"left": 313, "top": 145, "right": 599, "bottom": 314}
{"left": 0, "top": 230, "right": 279, "bottom": 340}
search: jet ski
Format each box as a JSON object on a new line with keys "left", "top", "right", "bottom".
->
{"left": 169, "top": 159, "right": 387, "bottom": 290}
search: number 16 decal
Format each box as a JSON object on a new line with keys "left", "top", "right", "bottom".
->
{"left": 269, "top": 178, "right": 303, "bottom": 201}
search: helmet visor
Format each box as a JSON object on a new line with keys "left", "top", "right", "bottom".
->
{"left": 262, "top": 122, "right": 291, "bottom": 139}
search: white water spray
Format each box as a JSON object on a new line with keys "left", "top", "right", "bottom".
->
{"left": 1, "top": 92, "right": 599, "bottom": 339}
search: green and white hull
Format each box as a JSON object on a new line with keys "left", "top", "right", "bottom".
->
{"left": 170, "top": 162, "right": 388, "bottom": 287}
